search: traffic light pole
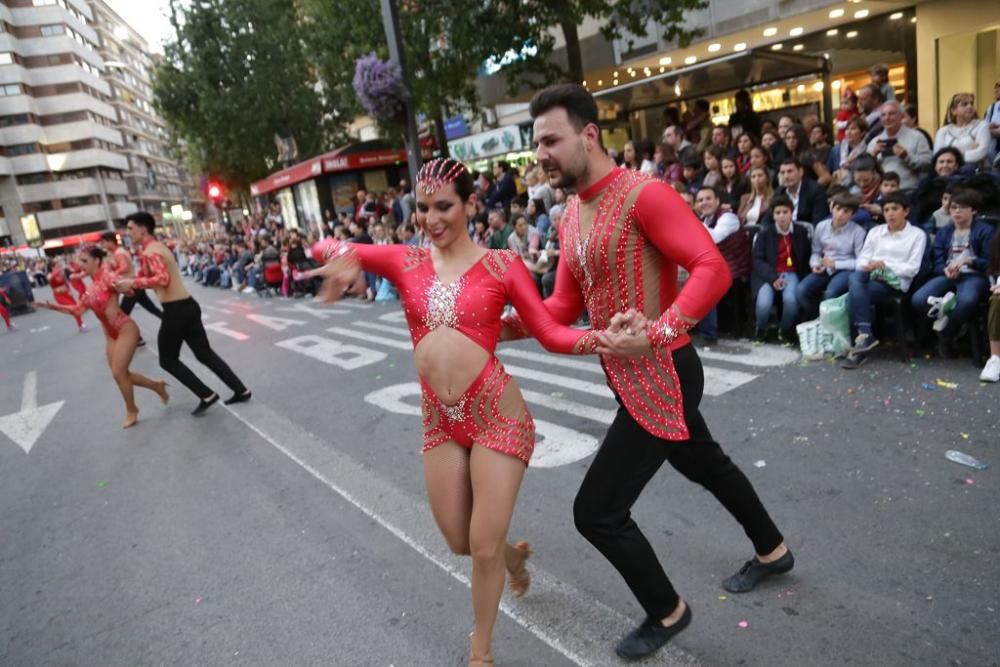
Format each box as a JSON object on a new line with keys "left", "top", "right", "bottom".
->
{"left": 380, "top": 0, "right": 421, "bottom": 186}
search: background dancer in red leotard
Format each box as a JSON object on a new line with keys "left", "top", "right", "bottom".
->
{"left": 306, "top": 158, "right": 628, "bottom": 667}
{"left": 0, "top": 286, "right": 14, "bottom": 331}
{"left": 38, "top": 245, "right": 168, "bottom": 428}
{"left": 48, "top": 259, "right": 86, "bottom": 331}
{"left": 67, "top": 256, "right": 88, "bottom": 298}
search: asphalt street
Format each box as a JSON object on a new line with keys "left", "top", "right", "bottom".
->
{"left": 1, "top": 278, "right": 997, "bottom": 667}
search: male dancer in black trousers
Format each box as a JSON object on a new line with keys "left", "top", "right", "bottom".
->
{"left": 115, "top": 212, "right": 251, "bottom": 415}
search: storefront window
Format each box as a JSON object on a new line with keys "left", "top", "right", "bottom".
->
{"left": 294, "top": 180, "right": 321, "bottom": 234}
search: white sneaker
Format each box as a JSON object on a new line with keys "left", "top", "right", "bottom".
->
{"left": 980, "top": 356, "right": 1000, "bottom": 383}
{"left": 242, "top": 286, "right": 255, "bottom": 294}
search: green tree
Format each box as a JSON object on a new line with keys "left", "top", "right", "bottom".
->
{"left": 153, "top": 0, "right": 327, "bottom": 190}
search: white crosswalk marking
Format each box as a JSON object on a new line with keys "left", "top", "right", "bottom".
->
{"left": 326, "top": 326, "right": 411, "bottom": 350}
{"left": 351, "top": 321, "right": 412, "bottom": 337}
{"left": 502, "top": 365, "right": 614, "bottom": 398}
{"left": 519, "top": 389, "right": 616, "bottom": 424}
{"left": 701, "top": 366, "right": 758, "bottom": 396}
{"left": 498, "top": 348, "right": 603, "bottom": 374}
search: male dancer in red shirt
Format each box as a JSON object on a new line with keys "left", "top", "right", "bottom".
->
{"left": 504, "top": 84, "right": 793, "bottom": 660}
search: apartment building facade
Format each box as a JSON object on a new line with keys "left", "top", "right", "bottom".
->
{"left": 0, "top": 0, "right": 135, "bottom": 247}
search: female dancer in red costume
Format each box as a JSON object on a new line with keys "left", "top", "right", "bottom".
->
{"left": 307, "top": 158, "right": 616, "bottom": 666}
{"left": 48, "top": 259, "right": 86, "bottom": 331}
{"left": 67, "top": 255, "right": 88, "bottom": 297}
{"left": 0, "top": 286, "right": 14, "bottom": 331}
{"left": 37, "top": 246, "right": 169, "bottom": 428}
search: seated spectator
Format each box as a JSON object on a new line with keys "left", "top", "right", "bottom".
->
{"left": 911, "top": 188, "right": 995, "bottom": 357}
{"left": 834, "top": 88, "right": 859, "bottom": 141}
{"left": 934, "top": 92, "right": 992, "bottom": 167}
{"left": 857, "top": 171, "right": 901, "bottom": 229}
{"left": 868, "top": 101, "right": 932, "bottom": 193}
{"left": 795, "top": 193, "right": 867, "bottom": 320}
{"left": 507, "top": 214, "right": 543, "bottom": 293}
{"left": 539, "top": 208, "right": 562, "bottom": 298}
{"left": 695, "top": 185, "right": 751, "bottom": 342}
{"left": 771, "top": 157, "right": 829, "bottom": 224}
{"left": 842, "top": 192, "right": 928, "bottom": 368}
{"left": 751, "top": 195, "right": 811, "bottom": 342}
{"left": 710, "top": 125, "right": 738, "bottom": 160}
{"left": 679, "top": 153, "right": 703, "bottom": 193}
{"left": 980, "top": 230, "right": 1000, "bottom": 382}
{"left": 719, "top": 156, "right": 748, "bottom": 207}
{"left": 901, "top": 102, "right": 935, "bottom": 148}
{"left": 701, "top": 146, "right": 725, "bottom": 190}
{"left": 735, "top": 132, "right": 757, "bottom": 174}
{"left": 783, "top": 125, "right": 832, "bottom": 187}
{"left": 657, "top": 141, "right": 682, "bottom": 184}
{"left": 488, "top": 208, "right": 514, "bottom": 251}
{"left": 911, "top": 147, "right": 971, "bottom": 226}
{"left": 737, "top": 166, "right": 773, "bottom": 227}
{"left": 527, "top": 198, "right": 551, "bottom": 239}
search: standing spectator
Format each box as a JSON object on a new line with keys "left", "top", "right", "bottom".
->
{"left": 773, "top": 158, "right": 829, "bottom": 224}
{"left": 710, "top": 125, "right": 737, "bottom": 159}
{"left": 842, "top": 192, "right": 927, "bottom": 368}
{"left": 622, "top": 141, "right": 640, "bottom": 170}
{"left": 868, "top": 101, "right": 932, "bottom": 193}
{"left": 662, "top": 124, "right": 695, "bottom": 162}
{"left": 858, "top": 84, "right": 884, "bottom": 143}
{"left": 486, "top": 161, "right": 517, "bottom": 212}
{"left": 507, "top": 214, "right": 544, "bottom": 293}
{"left": 751, "top": 196, "right": 811, "bottom": 341}
{"left": 833, "top": 116, "right": 870, "bottom": 186}
{"left": 979, "top": 230, "right": 1000, "bottom": 382}
{"left": 984, "top": 80, "right": 1000, "bottom": 164}
{"left": 738, "top": 166, "right": 773, "bottom": 227}
{"left": 869, "top": 64, "right": 896, "bottom": 102}
{"left": 795, "top": 193, "right": 867, "bottom": 320}
{"left": 911, "top": 188, "right": 995, "bottom": 357}
{"left": 834, "top": 88, "right": 859, "bottom": 141}
{"left": 900, "top": 103, "right": 934, "bottom": 147}
{"left": 934, "top": 93, "right": 992, "bottom": 167}
{"left": 728, "top": 89, "right": 761, "bottom": 140}
{"left": 398, "top": 178, "right": 415, "bottom": 224}
{"left": 735, "top": 133, "right": 757, "bottom": 174}
{"left": 685, "top": 98, "right": 712, "bottom": 151}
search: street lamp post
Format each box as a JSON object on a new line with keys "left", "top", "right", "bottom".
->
{"left": 380, "top": 0, "right": 422, "bottom": 185}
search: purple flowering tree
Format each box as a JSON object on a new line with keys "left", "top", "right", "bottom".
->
{"left": 352, "top": 53, "right": 408, "bottom": 123}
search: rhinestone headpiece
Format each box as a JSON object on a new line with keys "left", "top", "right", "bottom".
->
{"left": 417, "top": 158, "right": 466, "bottom": 195}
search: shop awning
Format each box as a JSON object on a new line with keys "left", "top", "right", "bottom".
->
{"left": 594, "top": 49, "right": 829, "bottom": 112}
{"left": 251, "top": 142, "right": 407, "bottom": 197}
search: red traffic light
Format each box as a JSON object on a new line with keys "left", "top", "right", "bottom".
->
{"left": 208, "top": 183, "right": 222, "bottom": 199}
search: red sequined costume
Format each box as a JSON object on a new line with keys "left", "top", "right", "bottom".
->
{"left": 47, "top": 266, "right": 133, "bottom": 339}
{"left": 67, "top": 260, "right": 88, "bottom": 297}
{"left": 504, "top": 168, "right": 730, "bottom": 440}
{"left": 315, "top": 240, "right": 600, "bottom": 464}
{"left": 0, "top": 287, "right": 11, "bottom": 329}
{"left": 48, "top": 268, "right": 84, "bottom": 328}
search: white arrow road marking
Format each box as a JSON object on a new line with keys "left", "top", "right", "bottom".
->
{"left": 276, "top": 335, "right": 386, "bottom": 370}
{"left": 0, "top": 372, "right": 64, "bottom": 454}
{"left": 199, "top": 304, "right": 233, "bottom": 315}
{"left": 698, "top": 344, "right": 800, "bottom": 367}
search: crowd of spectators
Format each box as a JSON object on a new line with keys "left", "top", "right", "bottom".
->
{"left": 622, "top": 68, "right": 1000, "bottom": 378}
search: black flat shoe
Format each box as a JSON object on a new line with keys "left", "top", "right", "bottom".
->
{"left": 191, "top": 393, "right": 219, "bottom": 416}
{"left": 723, "top": 550, "right": 795, "bottom": 593}
{"left": 614, "top": 603, "right": 692, "bottom": 661}
{"left": 224, "top": 390, "right": 252, "bottom": 406}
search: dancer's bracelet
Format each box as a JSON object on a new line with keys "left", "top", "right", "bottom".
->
{"left": 645, "top": 308, "right": 692, "bottom": 348}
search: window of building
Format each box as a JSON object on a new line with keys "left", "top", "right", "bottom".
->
{"left": 0, "top": 52, "right": 13, "bottom": 65}
{"left": 40, "top": 25, "right": 66, "bottom": 37}
{"left": 1, "top": 84, "right": 21, "bottom": 96}
{"left": 0, "top": 113, "right": 33, "bottom": 127}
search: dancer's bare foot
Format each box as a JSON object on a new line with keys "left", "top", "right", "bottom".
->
{"left": 469, "top": 632, "right": 494, "bottom": 666}
{"left": 506, "top": 541, "right": 532, "bottom": 598}
{"left": 155, "top": 381, "right": 170, "bottom": 405}
{"left": 122, "top": 411, "right": 139, "bottom": 429}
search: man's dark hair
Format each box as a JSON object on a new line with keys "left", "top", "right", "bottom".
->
{"left": 950, "top": 188, "right": 982, "bottom": 211}
{"left": 529, "top": 83, "right": 600, "bottom": 132}
{"left": 861, "top": 84, "right": 883, "bottom": 103}
{"left": 944, "top": 181, "right": 967, "bottom": 197}
{"left": 496, "top": 160, "right": 510, "bottom": 173}
{"left": 100, "top": 231, "right": 118, "bottom": 243}
{"left": 881, "top": 192, "right": 910, "bottom": 209}
{"left": 830, "top": 192, "right": 861, "bottom": 213}
{"left": 826, "top": 184, "right": 849, "bottom": 199}
{"left": 882, "top": 171, "right": 901, "bottom": 185}
{"left": 125, "top": 211, "right": 156, "bottom": 234}
{"left": 779, "top": 157, "right": 803, "bottom": 170}
{"left": 770, "top": 195, "right": 794, "bottom": 212}
{"left": 696, "top": 185, "right": 722, "bottom": 200}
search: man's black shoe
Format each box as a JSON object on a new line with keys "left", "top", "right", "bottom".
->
{"left": 224, "top": 390, "right": 252, "bottom": 406}
{"left": 722, "top": 550, "right": 795, "bottom": 593}
{"left": 191, "top": 393, "right": 219, "bottom": 416}
{"left": 137, "top": 338, "right": 146, "bottom": 347}
{"left": 614, "top": 603, "right": 692, "bottom": 660}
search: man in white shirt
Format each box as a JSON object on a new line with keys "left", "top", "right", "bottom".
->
{"left": 867, "top": 101, "right": 932, "bottom": 193}
{"left": 843, "top": 192, "right": 927, "bottom": 368}
{"left": 693, "top": 185, "right": 750, "bottom": 342}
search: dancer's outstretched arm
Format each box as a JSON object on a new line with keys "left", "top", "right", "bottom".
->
{"left": 503, "top": 256, "right": 601, "bottom": 355}
{"left": 306, "top": 240, "right": 406, "bottom": 304}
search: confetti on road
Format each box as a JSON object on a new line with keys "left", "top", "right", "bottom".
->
{"left": 935, "top": 379, "right": 958, "bottom": 389}
{"left": 961, "top": 433, "right": 969, "bottom": 439}
{"left": 96, "top": 481, "right": 109, "bottom": 488}
{"left": 921, "top": 383, "right": 936, "bottom": 391}
{"left": 29, "top": 326, "right": 50, "bottom": 333}
{"left": 964, "top": 478, "right": 974, "bottom": 486}
{"left": 195, "top": 597, "right": 203, "bottom": 605}
{"left": 718, "top": 595, "right": 728, "bottom": 601}
{"left": 738, "top": 620, "right": 749, "bottom": 628}
{"left": 915, "top": 409, "right": 925, "bottom": 416}
{"left": 753, "top": 460, "right": 766, "bottom": 468}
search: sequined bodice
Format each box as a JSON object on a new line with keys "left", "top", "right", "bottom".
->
{"left": 397, "top": 248, "right": 513, "bottom": 353}
{"left": 80, "top": 268, "right": 119, "bottom": 326}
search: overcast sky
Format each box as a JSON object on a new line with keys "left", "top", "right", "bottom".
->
{"left": 104, "top": 0, "right": 176, "bottom": 53}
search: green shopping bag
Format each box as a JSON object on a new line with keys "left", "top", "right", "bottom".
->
{"left": 819, "top": 293, "right": 851, "bottom": 356}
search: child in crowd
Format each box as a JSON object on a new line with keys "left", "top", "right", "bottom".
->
{"left": 751, "top": 196, "right": 811, "bottom": 342}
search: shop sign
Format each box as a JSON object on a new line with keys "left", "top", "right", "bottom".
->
{"left": 448, "top": 125, "right": 524, "bottom": 162}
{"left": 444, "top": 115, "right": 470, "bottom": 140}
